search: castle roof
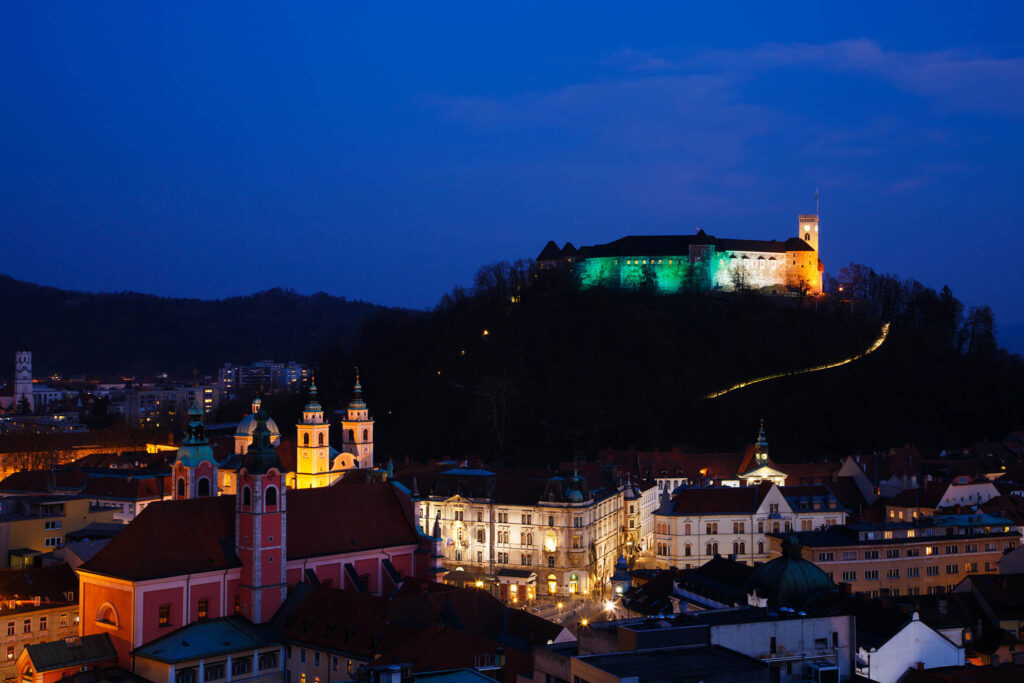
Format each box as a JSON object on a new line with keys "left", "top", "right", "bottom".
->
{"left": 568, "top": 233, "right": 814, "bottom": 259}
{"left": 79, "top": 482, "right": 420, "bottom": 581}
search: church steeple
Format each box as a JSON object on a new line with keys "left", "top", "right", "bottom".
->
{"left": 236, "top": 411, "right": 286, "bottom": 623}
{"left": 341, "top": 368, "right": 374, "bottom": 469}
{"left": 294, "top": 380, "right": 333, "bottom": 488}
{"left": 173, "top": 401, "right": 218, "bottom": 499}
{"left": 755, "top": 418, "right": 769, "bottom": 467}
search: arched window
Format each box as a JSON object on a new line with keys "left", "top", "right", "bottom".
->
{"left": 318, "top": 433, "right": 324, "bottom": 446}
{"left": 772, "top": 522, "right": 780, "bottom": 534}
{"left": 706, "top": 543, "right": 713, "bottom": 556}
{"left": 176, "top": 478, "right": 185, "bottom": 498}
{"left": 266, "top": 486, "right": 278, "bottom": 508}
{"left": 477, "top": 529, "right": 485, "bottom": 543}
{"left": 738, "top": 542, "right": 746, "bottom": 555}
{"left": 96, "top": 603, "right": 118, "bottom": 627}
{"left": 303, "top": 433, "right": 310, "bottom": 446}
{"left": 243, "top": 487, "right": 252, "bottom": 508}
{"left": 346, "top": 430, "right": 354, "bottom": 441}
{"left": 684, "top": 544, "right": 691, "bottom": 557}
{"left": 733, "top": 542, "right": 740, "bottom": 556}
{"left": 758, "top": 541, "right": 765, "bottom": 555}
{"left": 197, "top": 478, "right": 210, "bottom": 497}
{"left": 362, "top": 429, "right": 369, "bottom": 441}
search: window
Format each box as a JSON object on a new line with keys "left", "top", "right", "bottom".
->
{"left": 864, "top": 570, "right": 879, "bottom": 580}
{"left": 887, "top": 549, "right": 900, "bottom": 559}
{"left": 318, "top": 433, "right": 324, "bottom": 446}
{"left": 176, "top": 668, "right": 198, "bottom": 683}
{"left": 706, "top": 522, "right": 718, "bottom": 534}
{"left": 198, "top": 599, "right": 209, "bottom": 619}
{"left": 22, "top": 619, "right": 30, "bottom": 634}
{"left": 841, "top": 551, "right": 857, "bottom": 561}
{"left": 6, "top": 622, "right": 12, "bottom": 637}
{"left": 907, "top": 567, "right": 920, "bottom": 577}
{"left": 314, "top": 652, "right": 320, "bottom": 666}
{"left": 5, "top": 647, "right": 11, "bottom": 661}
{"left": 266, "top": 486, "right": 278, "bottom": 507}
{"left": 769, "top": 503, "right": 779, "bottom": 514}
{"left": 946, "top": 545, "right": 959, "bottom": 555}
{"left": 906, "top": 548, "right": 921, "bottom": 557}
{"left": 946, "top": 565, "right": 959, "bottom": 575}
{"left": 243, "top": 487, "right": 252, "bottom": 507}
{"left": 332, "top": 656, "right": 338, "bottom": 672}
{"left": 234, "top": 595, "right": 241, "bottom": 614}
{"left": 572, "top": 535, "right": 581, "bottom": 549}
{"left": 548, "top": 556, "right": 555, "bottom": 567}
{"left": 231, "top": 657, "right": 253, "bottom": 676}
{"left": 842, "top": 571, "right": 857, "bottom": 581}
{"left": 300, "top": 649, "right": 306, "bottom": 664}
{"left": 177, "top": 478, "right": 186, "bottom": 497}
{"left": 522, "top": 513, "right": 532, "bottom": 525}
{"left": 685, "top": 544, "right": 692, "bottom": 557}
{"left": 926, "top": 566, "right": 940, "bottom": 576}
{"left": 887, "top": 568, "right": 900, "bottom": 579}
{"left": 44, "top": 520, "right": 61, "bottom": 530}
{"left": 818, "top": 552, "right": 835, "bottom": 562}
{"left": 801, "top": 519, "right": 812, "bottom": 531}
{"left": 44, "top": 536, "right": 62, "bottom": 548}
{"left": 39, "top": 616, "right": 47, "bottom": 631}
{"left": 204, "top": 662, "right": 225, "bottom": 681}
{"left": 197, "top": 478, "right": 210, "bottom": 497}
{"left": 548, "top": 515, "right": 554, "bottom": 527}
{"left": 347, "top": 661, "right": 354, "bottom": 675}
{"left": 158, "top": 604, "right": 171, "bottom": 627}
{"left": 705, "top": 542, "right": 718, "bottom": 556}
{"left": 757, "top": 541, "right": 764, "bottom": 555}
{"left": 757, "top": 521, "right": 764, "bottom": 533}
{"left": 864, "top": 550, "right": 879, "bottom": 560}
{"left": 684, "top": 523, "right": 691, "bottom": 535}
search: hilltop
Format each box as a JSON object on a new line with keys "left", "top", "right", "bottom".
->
{"left": 316, "top": 262, "right": 1024, "bottom": 465}
{"left": 0, "top": 274, "right": 386, "bottom": 377}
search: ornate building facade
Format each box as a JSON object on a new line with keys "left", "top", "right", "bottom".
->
{"left": 538, "top": 213, "right": 823, "bottom": 294}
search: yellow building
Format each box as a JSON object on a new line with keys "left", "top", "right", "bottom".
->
{"left": 0, "top": 497, "right": 117, "bottom": 569}
{"left": 0, "top": 564, "right": 80, "bottom": 682}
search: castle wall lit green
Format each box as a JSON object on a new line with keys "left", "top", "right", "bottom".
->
{"left": 577, "top": 252, "right": 743, "bottom": 293}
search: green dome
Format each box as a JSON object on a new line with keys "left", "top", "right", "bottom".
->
{"left": 745, "top": 535, "right": 835, "bottom": 608}
{"left": 176, "top": 401, "right": 217, "bottom": 468}
{"left": 242, "top": 410, "right": 283, "bottom": 475}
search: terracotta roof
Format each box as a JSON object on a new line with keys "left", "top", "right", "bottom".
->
{"left": 669, "top": 483, "right": 773, "bottom": 515}
{"left": 0, "top": 469, "right": 87, "bottom": 493}
{"left": 24, "top": 633, "right": 117, "bottom": 673}
{"left": 0, "top": 564, "right": 77, "bottom": 613}
{"left": 80, "top": 483, "right": 421, "bottom": 580}
{"left": 79, "top": 476, "right": 166, "bottom": 501}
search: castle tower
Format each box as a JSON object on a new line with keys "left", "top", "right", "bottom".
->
{"left": 294, "top": 382, "right": 332, "bottom": 488}
{"left": 798, "top": 214, "right": 819, "bottom": 252}
{"left": 172, "top": 401, "right": 219, "bottom": 499}
{"left": 14, "top": 351, "right": 33, "bottom": 413}
{"left": 754, "top": 419, "right": 769, "bottom": 467}
{"left": 341, "top": 371, "right": 374, "bottom": 469}
{"left": 236, "top": 411, "right": 287, "bottom": 624}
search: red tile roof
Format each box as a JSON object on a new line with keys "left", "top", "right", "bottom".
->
{"left": 669, "top": 483, "right": 773, "bottom": 515}
{"left": 79, "top": 476, "right": 167, "bottom": 502}
{"left": 80, "top": 482, "right": 421, "bottom": 581}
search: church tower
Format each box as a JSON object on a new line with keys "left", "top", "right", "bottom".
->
{"left": 235, "top": 411, "right": 287, "bottom": 624}
{"left": 341, "top": 371, "right": 374, "bottom": 469}
{"left": 14, "top": 351, "right": 33, "bottom": 413}
{"left": 294, "top": 382, "right": 331, "bottom": 488}
{"left": 798, "top": 214, "right": 819, "bottom": 252}
{"left": 754, "top": 418, "right": 769, "bottom": 468}
{"left": 172, "top": 401, "right": 218, "bottom": 499}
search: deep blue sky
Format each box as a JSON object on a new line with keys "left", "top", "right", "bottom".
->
{"left": 3, "top": 3, "right": 1024, "bottom": 328}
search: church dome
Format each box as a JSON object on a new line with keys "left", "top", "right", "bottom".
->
{"left": 745, "top": 535, "right": 835, "bottom": 608}
{"left": 176, "top": 401, "right": 217, "bottom": 468}
{"left": 236, "top": 399, "right": 281, "bottom": 442}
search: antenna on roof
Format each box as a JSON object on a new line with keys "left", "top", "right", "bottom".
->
{"left": 815, "top": 187, "right": 820, "bottom": 215}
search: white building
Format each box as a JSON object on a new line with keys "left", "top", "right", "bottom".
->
{"left": 856, "top": 612, "right": 963, "bottom": 683}
{"left": 653, "top": 483, "right": 847, "bottom": 569}
{"left": 414, "top": 467, "right": 657, "bottom": 600}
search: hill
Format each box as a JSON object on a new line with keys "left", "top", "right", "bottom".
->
{"left": 0, "top": 275, "right": 386, "bottom": 377}
{"left": 315, "top": 262, "right": 1024, "bottom": 465}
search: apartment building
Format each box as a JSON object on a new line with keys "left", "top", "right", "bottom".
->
{"left": 781, "top": 513, "right": 1018, "bottom": 598}
{"left": 0, "top": 497, "right": 117, "bottom": 568}
{"left": 653, "top": 483, "right": 846, "bottom": 569}
{"left": 415, "top": 467, "right": 658, "bottom": 599}
{"left": 0, "top": 564, "right": 80, "bottom": 683}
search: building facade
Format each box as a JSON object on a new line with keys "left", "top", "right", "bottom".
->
{"left": 782, "top": 514, "right": 1019, "bottom": 598}
{"left": 416, "top": 468, "right": 656, "bottom": 599}
{"left": 538, "top": 214, "right": 823, "bottom": 295}
{"left": 653, "top": 483, "right": 846, "bottom": 569}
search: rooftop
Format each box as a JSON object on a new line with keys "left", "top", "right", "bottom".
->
{"left": 577, "top": 644, "right": 767, "bottom": 682}
{"left": 132, "top": 616, "right": 278, "bottom": 663}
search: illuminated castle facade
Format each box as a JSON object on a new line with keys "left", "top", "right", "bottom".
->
{"left": 538, "top": 214, "right": 823, "bottom": 294}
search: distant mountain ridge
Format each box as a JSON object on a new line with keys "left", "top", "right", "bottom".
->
{"left": 0, "top": 274, "right": 389, "bottom": 377}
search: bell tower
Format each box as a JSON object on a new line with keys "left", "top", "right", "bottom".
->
{"left": 341, "top": 370, "right": 374, "bottom": 469}
{"left": 172, "top": 401, "right": 218, "bottom": 499}
{"left": 14, "top": 351, "right": 33, "bottom": 413}
{"left": 235, "top": 411, "right": 287, "bottom": 624}
{"left": 798, "top": 214, "right": 819, "bottom": 252}
{"left": 754, "top": 419, "right": 769, "bottom": 468}
{"left": 295, "top": 382, "right": 331, "bottom": 488}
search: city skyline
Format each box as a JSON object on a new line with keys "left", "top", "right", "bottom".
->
{"left": 2, "top": 3, "right": 1024, "bottom": 330}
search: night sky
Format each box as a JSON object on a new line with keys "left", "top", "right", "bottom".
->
{"left": 3, "top": 3, "right": 1023, "bottom": 329}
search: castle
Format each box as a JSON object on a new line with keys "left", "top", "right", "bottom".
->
{"left": 538, "top": 213, "right": 823, "bottom": 294}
